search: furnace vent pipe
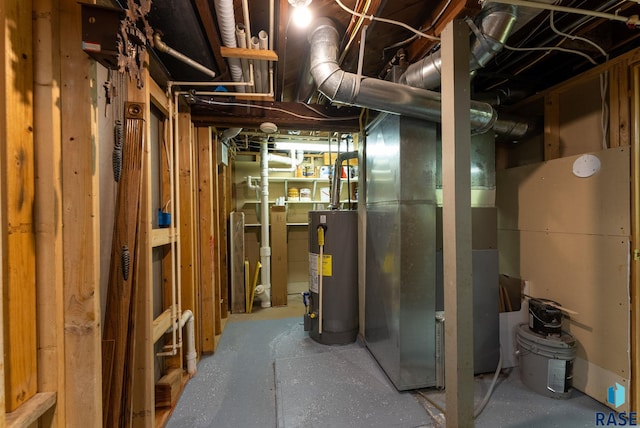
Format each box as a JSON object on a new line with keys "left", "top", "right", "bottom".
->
{"left": 214, "top": 0, "right": 245, "bottom": 91}
{"left": 308, "top": 18, "right": 532, "bottom": 139}
{"left": 400, "top": 3, "right": 518, "bottom": 90}
{"left": 329, "top": 151, "right": 358, "bottom": 210}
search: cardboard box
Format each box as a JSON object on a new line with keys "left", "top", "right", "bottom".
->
{"left": 270, "top": 206, "right": 288, "bottom": 306}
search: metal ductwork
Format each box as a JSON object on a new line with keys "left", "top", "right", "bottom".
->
{"left": 308, "top": 17, "right": 532, "bottom": 139}
{"left": 400, "top": 2, "right": 518, "bottom": 90}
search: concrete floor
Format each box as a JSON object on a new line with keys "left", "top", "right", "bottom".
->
{"left": 167, "top": 305, "right": 611, "bottom": 428}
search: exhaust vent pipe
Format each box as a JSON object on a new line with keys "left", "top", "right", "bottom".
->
{"left": 307, "top": 18, "right": 532, "bottom": 139}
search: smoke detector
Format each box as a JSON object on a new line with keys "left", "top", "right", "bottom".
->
{"left": 260, "top": 122, "right": 278, "bottom": 134}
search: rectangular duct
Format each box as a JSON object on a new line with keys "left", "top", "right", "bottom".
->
{"left": 364, "top": 114, "right": 500, "bottom": 390}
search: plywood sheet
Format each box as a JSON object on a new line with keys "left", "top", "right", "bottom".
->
{"left": 501, "top": 147, "right": 630, "bottom": 236}
{"left": 521, "top": 231, "right": 630, "bottom": 379}
{"left": 558, "top": 78, "right": 605, "bottom": 158}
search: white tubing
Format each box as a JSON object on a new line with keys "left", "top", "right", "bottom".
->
{"left": 259, "top": 141, "right": 271, "bottom": 307}
{"left": 181, "top": 310, "right": 197, "bottom": 376}
{"left": 251, "top": 36, "right": 264, "bottom": 94}
{"left": 268, "top": 150, "right": 304, "bottom": 172}
{"left": 259, "top": 30, "right": 269, "bottom": 96}
{"left": 236, "top": 24, "right": 254, "bottom": 92}
{"left": 213, "top": 0, "right": 245, "bottom": 91}
{"left": 254, "top": 284, "right": 271, "bottom": 308}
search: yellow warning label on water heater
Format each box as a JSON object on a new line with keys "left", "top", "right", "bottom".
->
{"left": 321, "top": 254, "right": 332, "bottom": 277}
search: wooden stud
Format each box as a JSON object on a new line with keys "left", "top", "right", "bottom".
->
{"left": 190, "top": 122, "right": 202, "bottom": 354}
{"left": 1, "top": 0, "right": 37, "bottom": 414}
{"left": 178, "top": 112, "right": 198, "bottom": 351}
{"left": 544, "top": 92, "right": 561, "bottom": 160}
{"left": 59, "top": 0, "right": 102, "bottom": 425}
{"left": 130, "top": 76, "right": 155, "bottom": 427}
{"left": 197, "top": 127, "right": 217, "bottom": 353}
{"left": 610, "top": 63, "right": 622, "bottom": 148}
{"left": 33, "top": 0, "right": 65, "bottom": 426}
{"left": 5, "top": 392, "right": 56, "bottom": 428}
{"left": 211, "top": 135, "right": 223, "bottom": 334}
{"left": 630, "top": 62, "right": 640, "bottom": 412}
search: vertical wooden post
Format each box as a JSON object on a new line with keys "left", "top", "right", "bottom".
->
{"left": 544, "top": 92, "right": 561, "bottom": 160}
{"left": 1, "top": 0, "right": 38, "bottom": 414}
{"left": 33, "top": 0, "right": 65, "bottom": 425}
{"left": 178, "top": 112, "right": 198, "bottom": 349}
{"left": 59, "top": 0, "right": 102, "bottom": 425}
{"left": 630, "top": 63, "right": 640, "bottom": 412}
{"left": 198, "top": 127, "right": 217, "bottom": 353}
{"left": 190, "top": 123, "right": 202, "bottom": 352}
{"left": 211, "top": 135, "right": 223, "bottom": 334}
{"left": 441, "top": 19, "right": 474, "bottom": 428}
{"left": 129, "top": 76, "right": 154, "bottom": 427}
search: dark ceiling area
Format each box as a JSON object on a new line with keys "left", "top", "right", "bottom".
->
{"left": 116, "top": 0, "right": 640, "bottom": 133}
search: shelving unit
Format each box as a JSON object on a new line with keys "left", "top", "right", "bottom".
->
{"left": 240, "top": 176, "right": 358, "bottom": 226}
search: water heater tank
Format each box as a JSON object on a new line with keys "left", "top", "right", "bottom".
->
{"left": 306, "top": 210, "right": 358, "bottom": 345}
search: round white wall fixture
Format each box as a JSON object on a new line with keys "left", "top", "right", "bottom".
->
{"left": 572, "top": 154, "right": 601, "bottom": 178}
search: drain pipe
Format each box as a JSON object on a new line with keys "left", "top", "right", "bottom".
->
{"left": 329, "top": 151, "right": 358, "bottom": 210}
{"left": 269, "top": 150, "right": 304, "bottom": 172}
{"left": 399, "top": 2, "right": 518, "bottom": 90}
{"left": 257, "top": 140, "right": 271, "bottom": 307}
{"left": 162, "top": 309, "right": 197, "bottom": 376}
{"left": 308, "top": 18, "right": 532, "bottom": 139}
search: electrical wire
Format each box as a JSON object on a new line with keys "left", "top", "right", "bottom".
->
{"left": 334, "top": 0, "right": 440, "bottom": 41}
{"left": 503, "top": 43, "right": 598, "bottom": 65}
{"left": 192, "top": 96, "right": 361, "bottom": 121}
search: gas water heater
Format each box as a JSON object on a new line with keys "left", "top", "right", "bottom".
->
{"left": 304, "top": 210, "right": 358, "bottom": 345}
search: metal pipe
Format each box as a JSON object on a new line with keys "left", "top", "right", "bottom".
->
{"left": 308, "top": 18, "right": 531, "bottom": 138}
{"left": 329, "top": 151, "right": 358, "bottom": 210}
{"left": 308, "top": 18, "right": 531, "bottom": 139}
{"left": 153, "top": 34, "right": 217, "bottom": 79}
{"left": 400, "top": 2, "right": 517, "bottom": 90}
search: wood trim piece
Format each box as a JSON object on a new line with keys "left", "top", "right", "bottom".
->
{"left": 5, "top": 392, "right": 56, "bottom": 428}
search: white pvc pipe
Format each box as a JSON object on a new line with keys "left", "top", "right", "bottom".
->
{"left": 259, "top": 141, "right": 271, "bottom": 307}
{"left": 180, "top": 310, "right": 197, "bottom": 376}
{"left": 268, "top": 150, "right": 304, "bottom": 172}
{"left": 259, "top": 30, "right": 270, "bottom": 96}
{"left": 236, "top": 24, "right": 254, "bottom": 93}
{"left": 251, "top": 36, "right": 264, "bottom": 94}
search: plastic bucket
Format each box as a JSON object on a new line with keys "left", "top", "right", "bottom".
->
{"left": 516, "top": 323, "right": 576, "bottom": 399}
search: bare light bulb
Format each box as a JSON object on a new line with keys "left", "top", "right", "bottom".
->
{"left": 291, "top": 5, "right": 312, "bottom": 28}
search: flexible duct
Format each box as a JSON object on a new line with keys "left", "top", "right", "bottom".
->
{"left": 214, "top": 0, "right": 245, "bottom": 92}
{"left": 400, "top": 3, "right": 518, "bottom": 90}
{"left": 308, "top": 18, "right": 531, "bottom": 138}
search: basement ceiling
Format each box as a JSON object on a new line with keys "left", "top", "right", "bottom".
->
{"left": 117, "top": 0, "right": 640, "bottom": 134}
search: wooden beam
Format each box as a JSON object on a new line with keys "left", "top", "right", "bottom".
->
{"left": 5, "top": 392, "right": 56, "bottom": 428}
{"left": 193, "top": 0, "right": 228, "bottom": 79}
{"left": 609, "top": 62, "right": 630, "bottom": 148}
{"left": 33, "top": 0, "right": 65, "bottom": 426}
{"left": 197, "top": 127, "right": 217, "bottom": 353}
{"left": 544, "top": 92, "right": 561, "bottom": 160}
{"left": 59, "top": 0, "right": 102, "bottom": 425}
{"left": 191, "top": 102, "right": 360, "bottom": 132}
{"left": 220, "top": 47, "right": 278, "bottom": 62}
{"left": 1, "top": 0, "right": 37, "bottom": 414}
{"left": 407, "top": 0, "right": 480, "bottom": 63}
{"left": 441, "top": 19, "right": 474, "bottom": 427}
